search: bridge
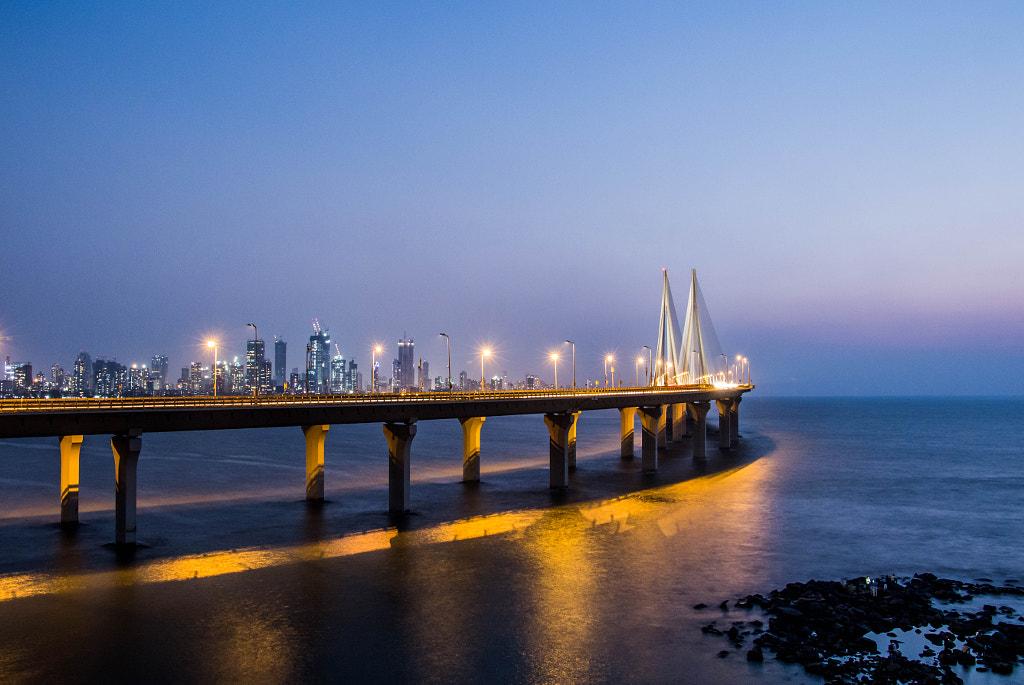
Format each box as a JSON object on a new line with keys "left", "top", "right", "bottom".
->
{"left": 0, "top": 269, "right": 752, "bottom": 545}
{"left": 0, "top": 386, "right": 749, "bottom": 544}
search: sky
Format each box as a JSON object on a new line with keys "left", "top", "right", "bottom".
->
{"left": 2, "top": 1, "right": 1022, "bottom": 395}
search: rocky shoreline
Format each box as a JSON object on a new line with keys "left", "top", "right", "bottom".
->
{"left": 698, "top": 574, "right": 1024, "bottom": 684}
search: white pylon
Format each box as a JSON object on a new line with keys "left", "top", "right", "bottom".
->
{"left": 654, "top": 269, "right": 683, "bottom": 386}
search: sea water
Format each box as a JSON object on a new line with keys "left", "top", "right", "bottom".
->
{"left": 0, "top": 397, "right": 1020, "bottom": 683}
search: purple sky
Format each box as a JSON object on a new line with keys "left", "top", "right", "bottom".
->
{"left": 2, "top": 2, "right": 1022, "bottom": 395}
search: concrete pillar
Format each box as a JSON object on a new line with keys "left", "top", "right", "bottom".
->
{"left": 59, "top": 434, "right": 83, "bottom": 528}
{"left": 664, "top": 404, "right": 674, "bottom": 443}
{"left": 111, "top": 430, "right": 142, "bottom": 545}
{"left": 656, "top": 408, "right": 667, "bottom": 449}
{"left": 683, "top": 412, "right": 694, "bottom": 437}
{"left": 543, "top": 413, "right": 574, "bottom": 488}
{"left": 619, "top": 407, "right": 637, "bottom": 459}
{"left": 567, "top": 411, "right": 581, "bottom": 470}
{"left": 670, "top": 404, "right": 685, "bottom": 443}
{"left": 638, "top": 406, "right": 662, "bottom": 473}
{"left": 730, "top": 395, "right": 742, "bottom": 443}
{"left": 459, "top": 416, "right": 485, "bottom": 482}
{"left": 687, "top": 402, "right": 711, "bottom": 459}
{"left": 383, "top": 421, "right": 417, "bottom": 513}
{"left": 716, "top": 399, "right": 733, "bottom": 450}
{"left": 302, "top": 424, "right": 330, "bottom": 500}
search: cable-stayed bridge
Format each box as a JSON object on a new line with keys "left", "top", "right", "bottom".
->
{"left": 0, "top": 271, "right": 752, "bottom": 545}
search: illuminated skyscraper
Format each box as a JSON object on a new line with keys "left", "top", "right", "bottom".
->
{"left": 308, "top": 327, "right": 330, "bottom": 394}
{"left": 396, "top": 337, "right": 414, "bottom": 392}
{"left": 150, "top": 354, "right": 169, "bottom": 390}
{"left": 245, "top": 339, "right": 265, "bottom": 394}
{"left": 274, "top": 337, "right": 286, "bottom": 389}
{"left": 72, "top": 351, "right": 92, "bottom": 396}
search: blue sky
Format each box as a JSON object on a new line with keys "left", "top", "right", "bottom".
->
{"left": 2, "top": 2, "right": 1022, "bottom": 394}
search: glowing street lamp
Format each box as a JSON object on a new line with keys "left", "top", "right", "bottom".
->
{"left": 636, "top": 356, "right": 643, "bottom": 386}
{"left": 206, "top": 340, "right": 218, "bottom": 397}
{"left": 372, "top": 345, "right": 383, "bottom": 393}
{"left": 246, "top": 323, "right": 258, "bottom": 397}
{"left": 480, "top": 348, "right": 491, "bottom": 392}
{"left": 605, "top": 355, "right": 614, "bottom": 388}
{"left": 550, "top": 353, "right": 558, "bottom": 389}
{"left": 564, "top": 340, "right": 575, "bottom": 389}
{"left": 439, "top": 333, "right": 451, "bottom": 392}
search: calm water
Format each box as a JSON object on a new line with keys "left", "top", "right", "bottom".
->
{"left": 0, "top": 397, "right": 1021, "bottom": 683}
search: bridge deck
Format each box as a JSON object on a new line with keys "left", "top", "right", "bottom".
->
{"left": 0, "top": 386, "right": 750, "bottom": 438}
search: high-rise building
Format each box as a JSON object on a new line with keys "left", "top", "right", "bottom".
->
{"left": 261, "top": 359, "right": 272, "bottom": 395}
{"left": 150, "top": 354, "right": 169, "bottom": 390}
{"left": 50, "top": 364, "right": 66, "bottom": 392}
{"left": 72, "top": 351, "right": 92, "bottom": 396}
{"left": 458, "top": 370, "right": 469, "bottom": 391}
{"left": 13, "top": 363, "right": 32, "bottom": 390}
{"left": 396, "top": 337, "right": 415, "bottom": 392}
{"left": 93, "top": 358, "right": 125, "bottom": 397}
{"left": 189, "top": 361, "right": 204, "bottom": 395}
{"left": 246, "top": 339, "right": 265, "bottom": 394}
{"left": 308, "top": 328, "right": 331, "bottom": 394}
{"left": 344, "top": 359, "right": 358, "bottom": 393}
{"left": 274, "top": 337, "right": 286, "bottom": 389}
{"left": 330, "top": 355, "right": 346, "bottom": 394}
{"left": 418, "top": 360, "right": 429, "bottom": 392}
{"left": 229, "top": 359, "right": 245, "bottom": 394}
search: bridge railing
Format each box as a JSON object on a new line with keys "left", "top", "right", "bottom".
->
{"left": 0, "top": 383, "right": 744, "bottom": 414}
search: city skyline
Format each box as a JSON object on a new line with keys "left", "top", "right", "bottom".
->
{"left": 3, "top": 3, "right": 1022, "bottom": 396}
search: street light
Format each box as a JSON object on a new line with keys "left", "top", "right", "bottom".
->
{"left": 246, "top": 323, "right": 258, "bottom": 397}
{"left": 636, "top": 356, "right": 643, "bottom": 386}
{"left": 605, "top": 355, "right": 614, "bottom": 388}
{"left": 564, "top": 340, "right": 575, "bottom": 389}
{"left": 550, "top": 353, "right": 558, "bottom": 390}
{"left": 439, "top": 333, "right": 451, "bottom": 392}
{"left": 372, "top": 345, "right": 382, "bottom": 393}
{"left": 480, "top": 348, "right": 491, "bottom": 392}
{"left": 642, "top": 346, "right": 651, "bottom": 386}
{"left": 206, "top": 340, "right": 218, "bottom": 397}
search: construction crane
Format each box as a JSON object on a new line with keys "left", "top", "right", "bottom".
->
{"left": 312, "top": 317, "right": 321, "bottom": 334}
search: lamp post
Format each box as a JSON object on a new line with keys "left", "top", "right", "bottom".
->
{"left": 480, "top": 348, "right": 490, "bottom": 392}
{"left": 439, "top": 333, "right": 451, "bottom": 392}
{"left": 550, "top": 353, "right": 558, "bottom": 390}
{"left": 372, "top": 345, "right": 382, "bottom": 393}
{"left": 305, "top": 343, "right": 312, "bottom": 393}
{"left": 636, "top": 356, "right": 643, "bottom": 386}
{"left": 642, "top": 346, "right": 651, "bottom": 386}
{"left": 564, "top": 340, "right": 575, "bottom": 389}
{"left": 605, "top": 355, "right": 614, "bottom": 388}
{"left": 207, "top": 340, "right": 218, "bottom": 397}
{"left": 246, "top": 323, "right": 258, "bottom": 397}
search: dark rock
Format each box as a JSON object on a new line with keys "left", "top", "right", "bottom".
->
{"left": 717, "top": 650, "right": 729, "bottom": 658}
{"left": 746, "top": 646, "right": 763, "bottom": 662}
{"left": 692, "top": 603, "right": 707, "bottom": 610}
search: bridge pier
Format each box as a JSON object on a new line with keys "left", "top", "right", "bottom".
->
{"left": 619, "top": 407, "right": 637, "bottom": 458}
{"left": 638, "top": 406, "right": 662, "bottom": 473}
{"left": 716, "top": 399, "right": 733, "bottom": 450}
{"left": 302, "top": 424, "right": 330, "bottom": 500}
{"left": 59, "top": 434, "right": 83, "bottom": 528}
{"left": 687, "top": 401, "right": 710, "bottom": 459}
{"left": 568, "top": 411, "right": 581, "bottom": 470}
{"left": 656, "top": 409, "right": 667, "bottom": 450}
{"left": 543, "top": 413, "right": 574, "bottom": 488}
{"left": 384, "top": 421, "right": 417, "bottom": 513}
{"left": 459, "top": 416, "right": 485, "bottom": 482}
{"left": 730, "top": 396, "right": 742, "bottom": 443}
{"left": 111, "top": 429, "right": 142, "bottom": 545}
{"left": 670, "top": 404, "right": 686, "bottom": 443}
